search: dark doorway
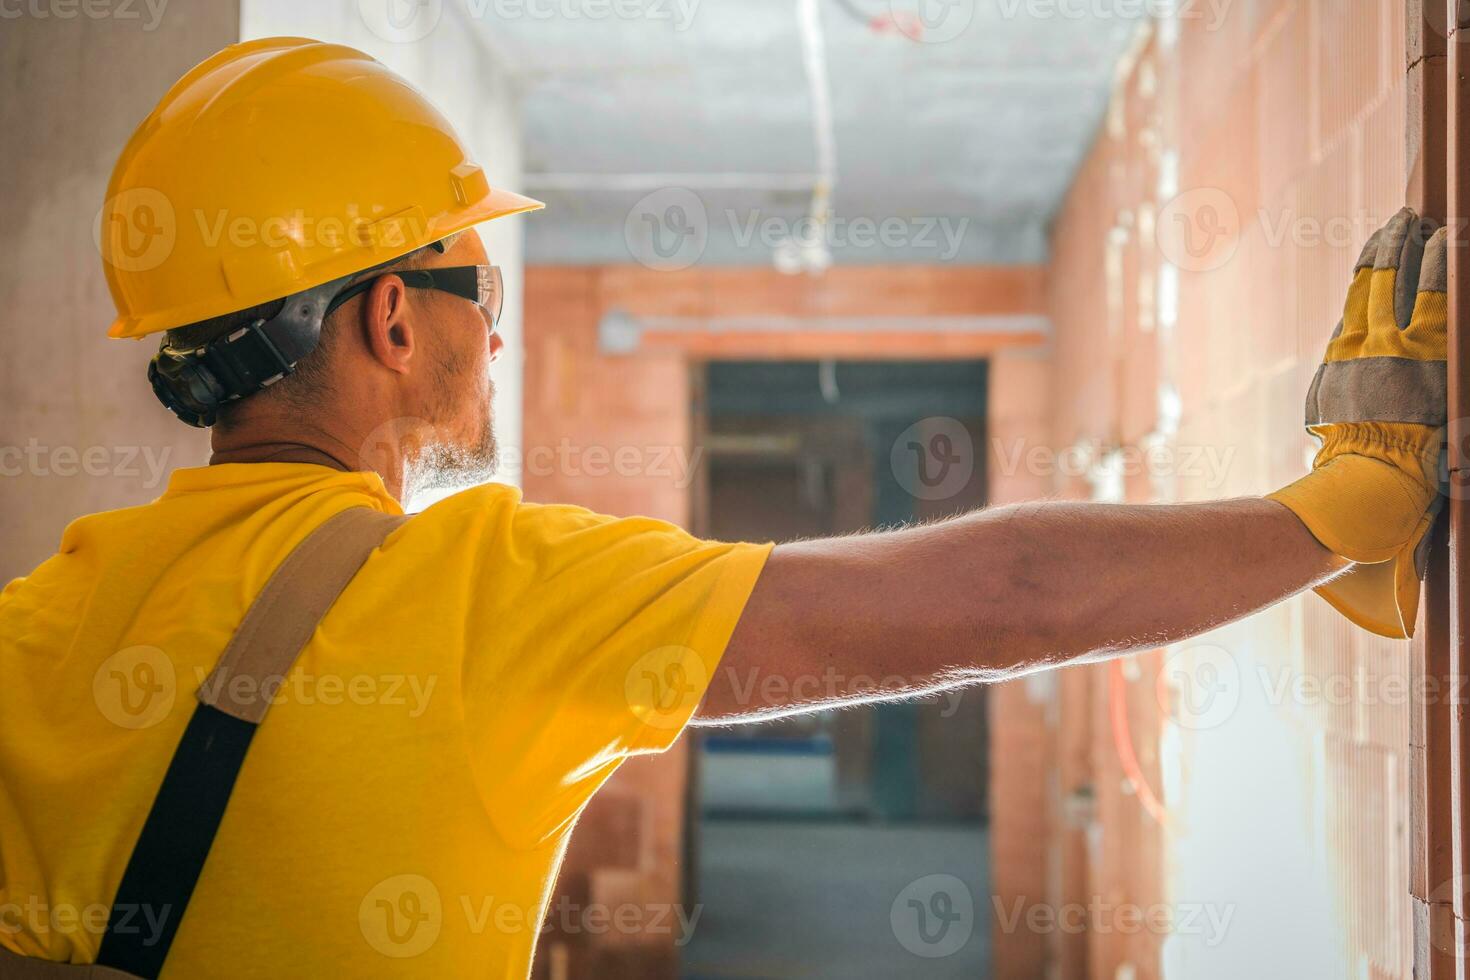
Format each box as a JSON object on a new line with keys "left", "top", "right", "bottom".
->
{"left": 682, "top": 359, "right": 992, "bottom": 980}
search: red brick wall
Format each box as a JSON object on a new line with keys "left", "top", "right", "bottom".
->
{"left": 986, "top": 345, "right": 1066, "bottom": 979}
{"left": 989, "top": 5, "right": 1416, "bottom": 979}
{"left": 1166, "top": 5, "right": 1413, "bottom": 974}
{"left": 522, "top": 267, "right": 693, "bottom": 980}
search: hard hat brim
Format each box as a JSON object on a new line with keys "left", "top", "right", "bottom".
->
{"left": 107, "top": 189, "right": 544, "bottom": 341}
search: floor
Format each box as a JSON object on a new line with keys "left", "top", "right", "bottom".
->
{"left": 682, "top": 820, "right": 991, "bottom": 979}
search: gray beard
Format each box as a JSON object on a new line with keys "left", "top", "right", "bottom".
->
{"left": 404, "top": 367, "right": 500, "bottom": 502}
{"left": 405, "top": 423, "right": 499, "bottom": 501}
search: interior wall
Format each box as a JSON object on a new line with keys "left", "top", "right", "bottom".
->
{"left": 1165, "top": 4, "right": 1412, "bottom": 973}
{"left": 989, "top": 4, "right": 1415, "bottom": 979}
{"left": 0, "top": 4, "right": 241, "bottom": 582}
{"left": 985, "top": 345, "right": 1059, "bottom": 980}
{"left": 521, "top": 266, "right": 694, "bottom": 979}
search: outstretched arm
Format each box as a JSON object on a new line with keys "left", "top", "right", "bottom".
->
{"left": 696, "top": 497, "right": 1344, "bottom": 724}
{"left": 698, "top": 207, "right": 1449, "bottom": 724}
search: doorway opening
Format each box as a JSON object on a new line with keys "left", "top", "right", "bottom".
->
{"left": 681, "top": 359, "right": 991, "bottom": 980}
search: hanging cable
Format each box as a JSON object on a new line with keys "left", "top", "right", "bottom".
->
{"left": 781, "top": 0, "right": 838, "bottom": 274}
{"left": 829, "top": 0, "right": 924, "bottom": 39}
{"left": 1109, "top": 659, "right": 1169, "bottom": 826}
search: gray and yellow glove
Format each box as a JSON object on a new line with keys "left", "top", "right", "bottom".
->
{"left": 1268, "top": 207, "right": 1447, "bottom": 639}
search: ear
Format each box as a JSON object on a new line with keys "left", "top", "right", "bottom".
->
{"left": 359, "top": 274, "right": 415, "bottom": 375}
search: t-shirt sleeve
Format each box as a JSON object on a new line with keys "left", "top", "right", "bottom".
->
{"left": 458, "top": 496, "right": 771, "bottom": 846}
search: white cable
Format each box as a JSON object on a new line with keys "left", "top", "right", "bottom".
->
{"left": 793, "top": 0, "right": 837, "bottom": 273}
{"left": 523, "top": 172, "right": 821, "bottom": 191}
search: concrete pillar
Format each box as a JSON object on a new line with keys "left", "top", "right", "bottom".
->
{"left": 0, "top": 2, "right": 530, "bottom": 587}
{"left": 0, "top": 3, "right": 241, "bottom": 582}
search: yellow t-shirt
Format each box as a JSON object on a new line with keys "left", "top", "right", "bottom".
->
{"left": 0, "top": 463, "right": 770, "bottom": 978}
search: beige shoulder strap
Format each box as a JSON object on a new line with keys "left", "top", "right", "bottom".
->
{"left": 0, "top": 947, "right": 139, "bottom": 979}
{"left": 198, "top": 507, "right": 409, "bottom": 724}
{"left": 0, "top": 507, "right": 409, "bottom": 979}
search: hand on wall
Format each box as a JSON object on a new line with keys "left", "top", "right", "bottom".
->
{"left": 1268, "top": 207, "right": 1448, "bottom": 639}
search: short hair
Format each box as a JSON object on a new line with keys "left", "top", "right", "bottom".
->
{"left": 162, "top": 234, "right": 459, "bottom": 428}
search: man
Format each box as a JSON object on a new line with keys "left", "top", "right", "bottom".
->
{"left": 0, "top": 36, "right": 1445, "bottom": 979}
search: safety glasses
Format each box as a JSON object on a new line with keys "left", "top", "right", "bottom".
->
{"left": 324, "top": 264, "right": 504, "bottom": 328}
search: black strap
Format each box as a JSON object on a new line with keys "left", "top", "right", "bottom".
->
{"left": 90, "top": 509, "right": 404, "bottom": 977}
{"left": 93, "top": 706, "right": 255, "bottom": 978}
{"left": 148, "top": 275, "right": 346, "bottom": 428}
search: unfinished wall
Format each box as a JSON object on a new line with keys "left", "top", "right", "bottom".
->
{"left": 989, "top": 4, "right": 1415, "bottom": 978}
{"left": 986, "top": 346, "right": 1061, "bottom": 980}
{"left": 521, "top": 267, "right": 695, "bottom": 979}
{"left": 0, "top": 4, "right": 241, "bottom": 581}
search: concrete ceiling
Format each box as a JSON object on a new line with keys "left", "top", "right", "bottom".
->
{"left": 465, "top": 0, "right": 1144, "bottom": 265}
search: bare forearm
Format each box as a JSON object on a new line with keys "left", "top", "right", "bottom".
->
{"left": 704, "top": 497, "right": 1345, "bottom": 722}
{"left": 946, "top": 497, "right": 1345, "bottom": 666}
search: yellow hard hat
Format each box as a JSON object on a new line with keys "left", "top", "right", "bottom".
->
{"left": 100, "top": 36, "right": 543, "bottom": 339}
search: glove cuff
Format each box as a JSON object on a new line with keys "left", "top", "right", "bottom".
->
{"left": 1268, "top": 452, "right": 1436, "bottom": 564}
{"left": 1309, "top": 421, "right": 1441, "bottom": 483}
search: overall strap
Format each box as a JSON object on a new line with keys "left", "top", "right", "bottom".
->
{"left": 0, "top": 947, "right": 138, "bottom": 979}
{"left": 87, "top": 507, "right": 409, "bottom": 979}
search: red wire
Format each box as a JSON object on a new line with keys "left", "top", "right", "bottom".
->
{"left": 1108, "top": 659, "right": 1169, "bottom": 826}
{"left": 868, "top": 13, "right": 923, "bottom": 40}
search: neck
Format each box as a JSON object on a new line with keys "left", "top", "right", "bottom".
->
{"left": 210, "top": 427, "right": 407, "bottom": 502}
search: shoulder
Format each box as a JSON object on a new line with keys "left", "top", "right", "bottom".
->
{"left": 411, "top": 483, "right": 683, "bottom": 542}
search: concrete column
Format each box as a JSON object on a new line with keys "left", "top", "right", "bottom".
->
{"left": 0, "top": 3, "right": 241, "bottom": 582}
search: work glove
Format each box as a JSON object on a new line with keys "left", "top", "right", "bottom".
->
{"left": 1267, "top": 207, "right": 1448, "bottom": 639}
